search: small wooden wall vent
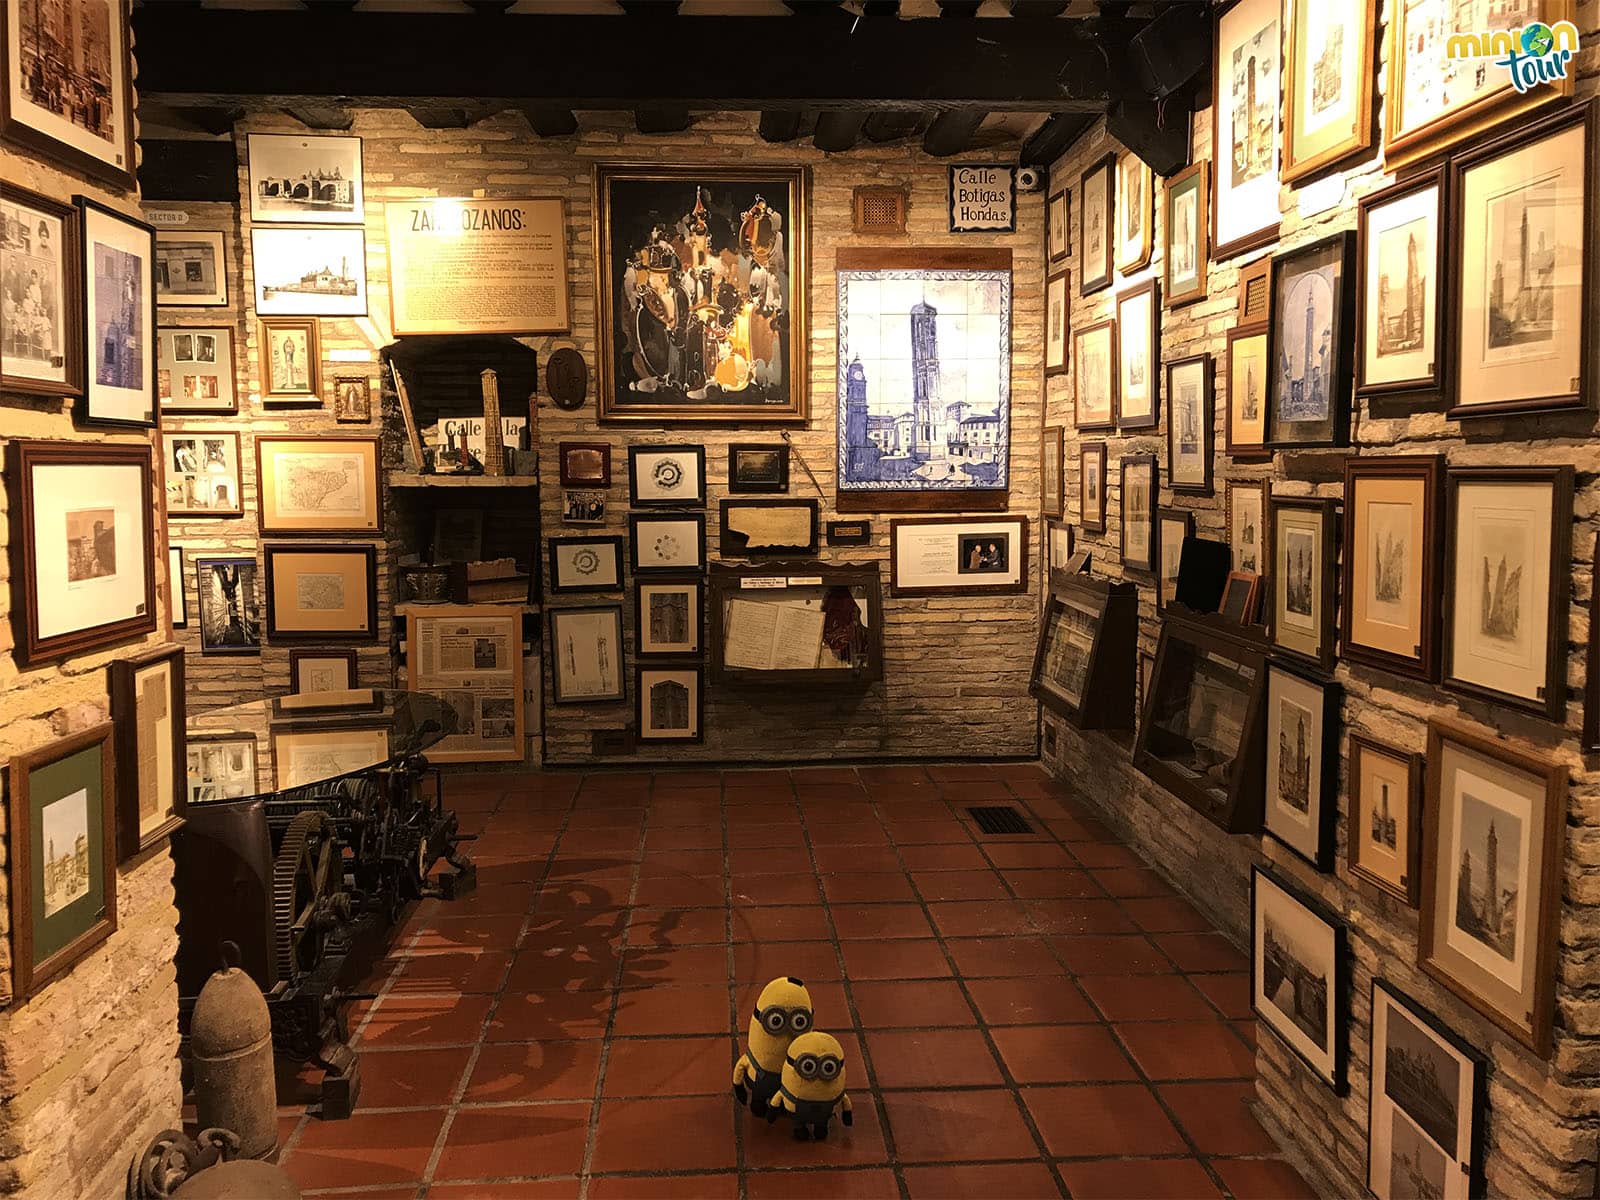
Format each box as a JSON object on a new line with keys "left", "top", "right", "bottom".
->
{"left": 852, "top": 186, "right": 909, "bottom": 235}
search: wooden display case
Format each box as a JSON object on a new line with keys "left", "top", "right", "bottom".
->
{"left": 1133, "top": 610, "right": 1269, "bottom": 834}
{"left": 1030, "top": 575, "right": 1138, "bottom": 731}
{"left": 708, "top": 562, "right": 883, "bottom": 687}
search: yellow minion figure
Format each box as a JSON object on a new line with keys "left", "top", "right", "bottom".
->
{"left": 732, "top": 976, "right": 813, "bottom": 1116}
{"left": 766, "top": 1030, "right": 853, "bottom": 1140}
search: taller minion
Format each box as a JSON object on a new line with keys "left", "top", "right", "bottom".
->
{"left": 732, "top": 976, "right": 813, "bottom": 1116}
{"left": 766, "top": 1030, "right": 853, "bottom": 1140}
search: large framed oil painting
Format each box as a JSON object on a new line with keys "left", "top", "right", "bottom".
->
{"left": 1421, "top": 716, "right": 1564, "bottom": 1057}
{"left": 836, "top": 247, "right": 1011, "bottom": 511}
{"left": 1252, "top": 865, "right": 1347, "bottom": 1093}
{"left": 1267, "top": 231, "right": 1354, "bottom": 448}
{"left": 1281, "top": 0, "right": 1376, "bottom": 183}
{"left": 1, "top": 185, "right": 82, "bottom": 398}
{"left": 1212, "top": 0, "right": 1283, "bottom": 261}
{"left": 1357, "top": 169, "right": 1444, "bottom": 398}
{"left": 1343, "top": 455, "right": 1444, "bottom": 681}
{"left": 595, "top": 164, "right": 808, "bottom": 424}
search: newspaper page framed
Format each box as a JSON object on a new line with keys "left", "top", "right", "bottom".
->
{"left": 404, "top": 604, "right": 525, "bottom": 763}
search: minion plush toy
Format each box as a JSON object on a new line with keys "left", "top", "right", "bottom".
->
{"left": 733, "top": 977, "right": 813, "bottom": 1117}
{"left": 766, "top": 1030, "right": 853, "bottom": 1140}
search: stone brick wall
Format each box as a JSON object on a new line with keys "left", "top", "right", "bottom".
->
{"left": 1041, "top": 6, "right": 1600, "bottom": 1197}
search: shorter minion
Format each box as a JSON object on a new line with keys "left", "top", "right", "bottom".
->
{"left": 766, "top": 1030, "right": 853, "bottom": 1141}
{"left": 733, "top": 977, "right": 813, "bottom": 1116}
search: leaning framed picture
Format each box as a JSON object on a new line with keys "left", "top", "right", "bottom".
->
{"left": 1212, "top": 0, "right": 1283, "bottom": 261}
{"left": 1446, "top": 100, "right": 1594, "bottom": 419}
{"left": 1044, "top": 269, "right": 1069, "bottom": 377}
{"left": 168, "top": 546, "right": 188, "bottom": 629}
{"left": 1267, "top": 231, "right": 1355, "bottom": 448}
{"left": 1119, "top": 454, "right": 1157, "bottom": 574}
{"left": 1163, "top": 161, "right": 1209, "bottom": 308}
{"left": 595, "top": 163, "right": 808, "bottom": 424}
{"left": 720, "top": 498, "right": 818, "bottom": 558}
{"left": 263, "top": 543, "right": 378, "bottom": 641}
{"left": 1262, "top": 663, "right": 1339, "bottom": 872}
{"left": 255, "top": 435, "right": 381, "bottom": 535}
{"left": 1079, "top": 442, "right": 1107, "bottom": 534}
{"left": 1442, "top": 465, "right": 1572, "bottom": 720}
{"left": 163, "top": 431, "right": 243, "bottom": 519}
{"left": 1041, "top": 426, "right": 1064, "bottom": 519}
{"left": 246, "top": 132, "right": 365, "bottom": 225}
{"left": 0, "top": 185, "right": 82, "bottom": 397}
{"left": 1166, "top": 353, "right": 1212, "bottom": 495}
{"left": 1343, "top": 455, "right": 1444, "bottom": 681}
{"left": 1157, "top": 508, "right": 1193, "bottom": 610}
{"left": 1224, "top": 327, "right": 1269, "bottom": 458}
{"left": 109, "top": 644, "right": 186, "bottom": 862}
{"left": 1356, "top": 169, "right": 1444, "bottom": 399}
{"left": 1073, "top": 319, "right": 1117, "bottom": 430}
{"left": 637, "top": 664, "right": 705, "bottom": 744}
{"left": 728, "top": 444, "right": 789, "bottom": 494}
{"left": 194, "top": 556, "right": 261, "bottom": 656}
{"left": 259, "top": 316, "right": 321, "bottom": 404}
{"left": 1115, "top": 280, "right": 1159, "bottom": 430}
{"left": 549, "top": 535, "right": 625, "bottom": 595}
{"left": 1420, "top": 716, "right": 1565, "bottom": 1057}
{"left": 636, "top": 576, "right": 704, "bottom": 658}
{"left": 155, "top": 230, "right": 227, "bottom": 307}
{"left": 1046, "top": 188, "right": 1068, "bottom": 264}
{"left": 1348, "top": 733, "right": 1423, "bottom": 907}
{"left": 1366, "top": 978, "right": 1487, "bottom": 1200}
{"left": 629, "top": 444, "right": 707, "bottom": 507}
{"left": 3, "top": 0, "right": 135, "bottom": 188}
{"left": 7, "top": 440, "right": 156, "bottom": 664}
{"left": 1079, "top": 153, "right": 1114, "bottom": 295}
{"left": 1268, "top": 494, "right": 1339, "bottom": 672}
{"left": 1251, "top": 865, "right": 1347, "bottom": 1093}
{"left": 158, "top": 326, "right": 237, "bottom": 415}
{"left": 250, "top": 226, "right": 368, "bottom": 317}
{"left": 1113, "top": 151, "right": 1152, "bottom": 274}
{"left": 77, "top": 197, "right": 156, "bottom": 428}
{"left": 288, "top": 647, "right": 357, "bottom": 694}
{"left": 6, "top": 723, "right": 118, "bottom": 1002}
{"left": 549, "top": 603, "right": 626, "bottom": 704}
{"left": 1226, "top": 479, "right": 1266, "bottom": 576}
{"left": 1281, "top": 0, "right": 1376, "bottom": 183}
{"left": 890, "top": 515, "right": 1027, "bottom": 597}
{"left": 629, "top": 512, "right": 706, "bottom": 575}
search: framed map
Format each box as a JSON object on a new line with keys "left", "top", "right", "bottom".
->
{"left": 254, "top": 435, "right": 381, "bottom": 535}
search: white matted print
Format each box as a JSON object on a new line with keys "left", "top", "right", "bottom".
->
{"left": 80, "top": 199, "right": 155, "bottom": 426}
{"left": 30, "top": 458, "right": 150, "bottom": 645}
{"left": 890, "top": 517, "right": 1026, "bottom": 596}
{"left": 1263, "top": 664, "right": 1334, "bottom": 868}
{"left": 1213, "top": 0, "right": 1282, "bottom": 258}
{"left": 247, "top": 134, "right": 364, "bottom": 224}
{"left": 155, "top": 231, "right": 227, "bottom": 306}
{"left": 251, "top": 227, "right": 367, "bottom": 316}
{"left": 1252, "top": 867, "right": 1343, "bottom": 1089}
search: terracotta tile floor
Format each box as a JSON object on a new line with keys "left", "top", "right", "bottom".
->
{"left": 275, "top": 763, "right": 1316, "bottom": 1199}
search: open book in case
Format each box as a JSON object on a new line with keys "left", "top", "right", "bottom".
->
{"left": 708, "top": 562, "right": 883, "bottom": 687}
{"left": 1030, "top": 575, "right": 1139, "bottom": 731}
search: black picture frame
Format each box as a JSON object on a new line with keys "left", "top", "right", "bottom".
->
{"left": 1251, "top": 864, "right": 1349, "bottom": 1095}
{"left": 1078, "top": 153, "right": 1115, "bottom": 296}
{"left": 261, "top": 543, "right": 378, "bottom": 641}
{"left": 193, "top": 555, "right": 261, "bottom": 657}
{"left": 74, "top": 195, "right": 158, "bottom": 429}
{"left": 826, "top": 519, "right": 872, "bottom": 547}
{"left": 628, "top": 511, "right": 708, "bottom": 575}
{"left": 1267, "top": 494, "right": 1340, "bottom": 673}
{"left": 1355, "top": 167, "right": 1447, "bottom": 399}
{"left": 728, "top": 443, "right": 790, "bottom": 494}
{"left": 634, "top": 575, "right": 705, "bottom": 658}
{"left": 628, "top": 443, "right": 707, "bottom": 507}
{"left": 549, "top": 535, "right": 626, "bottom": 595}
{"left": 1156, "top": 507, "right": 1193, "bottom": 612}
{"left": 288, "top": 647, "right": 358, "bottom": 694}
{"left": 1261, "top": 662, "right": 1341, "bottom": 873}
{"left": 720, "top": 498, "right": 819, "bottom": 558}
{"left": 636, "top": 662, "right": 706, "bottom": 743}
{"left": 1266, "top": 230, "right": 1355, "bottom": 449}
{"left": 1118, "top": 453, "right": 1158, "bottom": 574}
{"left": 549, "top": 603, "right": 627, "bottom": 705}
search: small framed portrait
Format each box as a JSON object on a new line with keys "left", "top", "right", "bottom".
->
{"left": 549, "top": 536, "right": 625, "bottom": 595}
{"left": 289, "top": 647, "right": 358, "bottom": 694}
{"left": 720, "top": 499, "right": 818, "bottom": 558}
{"left": 158, "top": 326, "right": 237, "bottom": 415}
{"left": 1251, "top": 866, "right": 1347, "bottom": 1093}
{"left": 1226, "top": 480, "right": 1266, "bottom": 576}
{"left": 1046, "top": 188, "right": 1069, "bottom": 264}
{"left": 332, "top": 376, "right": 371, "bottom": 423}
{"left": 1115, "top": 280, "right": 1159, "bottom": 430}
{"left": 1156, "top": 508, "right": 1192, "bottom": 610}
{"left": 549, "top": 604, "right": 626, "bottom": 704}
{"left": 1078, "top": 153, "right": 1114, "bottom": 296}
{"left": 728, "top": 443, "right": 790, "bottom": 494}
{"left": 1163, "top": 160, "right": 1209, "bottom": 307}
{"left": 259, "top": 316, "right": 321, "bottom": 403}
{"left": 1041, "top": 426, "right": 1064, "bottom": 519}
{"left": 250, "top": 226, "right": 368, "bottom": 317}
{"left": 637, "top": 664, "right": 704, "bottom": 743}
{"left": 1347, "top": 733, "right": 1423, "bottom": 907}
{"left": 1356, "top": 168, "right": 1444, "bottom": 399}
{"left": 0, "top": 185, "right": 83, "bottom": 398}
{"left": 1262, "top": 663, "right": 1339, "bottom": 871}
{"left": 77, "top": 197, "right": 156, "bottom": 429}
{"left": 194, "top": 556, "right": 261, "bottom": 656}
{"left": 262, "top": 543, "right": 378, "bottom": 641}
{"left": 562, "top": 489, "right": 607, "bottom": 526}
{"left": 163, "top": 431, "right": 243, "bottom": 519}
{"left": 1267, "top": 231, "right": 1355, "bottom": 449}
{"left": 1044, "top": 269, "right": 1070, "bottom": 378}
{"left": 246, "top": 133, "right": 365, "bottom": 225}
{"left": 1079, "top": 441, "right": 1107, "bottom": 534}
{"left": 629, "top": 444, "right": 707, "bottom": 507}
{"left": 1166, "top": 353, "right": 1213, "bottom": 496}
{"left": 1343, "top": 455, "right": 1444, "bottom": 681}
{"left": 629, "top": 512, "right": 706, "bottom": 575}
{"left": 168, "top": 545, "right": 189, "bottom": 629}
{"left": 1268, "top": 494, "right": 1339, "bottom": 672}
{"left": 1073, "top": 319, "right": 1117, "bottom": 430}
{"left": 559, "top": 442, "right": 612, "bottom": 489}
{"left": 109, "top": 644, "right": 186, "bottom": 862}
{"left": 185, "top": 733, "right": 259, "bottom": 805}
{"left": 155, "top": 230, "right": 227, "bottom": 307}
{"left": 255, "top": 435, "right": 381, "bottom": 535}
{"left": 1118, "top": 454, "right": 1157, "bottom": 574}
{"left": 636, "top": 576, "right": 704, "bottom": 657}
{"left": 1113, "top": 151, "right": 1153, "bottom": 274}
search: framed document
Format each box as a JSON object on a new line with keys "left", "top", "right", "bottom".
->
{"left": 263, "top": 543, "right": 378, "bottom": 641}
{"left": 890, "top": 516, "right": 1027, "bottom": 597}
{"left": 549, "top": 603, "right": 626, "bottom": 705}
{"left": 255, "top": 435, "right": 381, "bottom": 535}
{"left": 405, "top": 604, "right": 526, "bottom": 762}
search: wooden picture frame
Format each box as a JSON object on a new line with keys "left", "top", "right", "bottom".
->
{"left": 288, "top": 647, "right": 358, "bottom": 694}
{"left": 890, "top": 515, "right": 1028, "bottom": 597}
{"left": 637, "top": 663, "right": 705, "bottom": 743}
{"left": 169, "top": 545, "right": 188, "bottom": 629}
{"left": 332, "top": 375, "right": 371, "bottom": 423}
{"left": 1267, "top": 231, "right": 1355, "bottom": 449}
{"left": 1044, "top": 268, "right": 1070, "bottom": 378}
{"left": 259, "top": 316, "right": 322, "bottom": 404}
{"left": 728, "top": 444, "right": 790, "bottom": 494}
{"left": 1262, "top": 662, "right": 1340, "bottom": 872}
{"left": 0, "top": 184, "right": 83, "bottom": 398}
{"left": 1079, "top": 441, "right": 1107, "bottom": 534}
{"left": 1211, "top": 0, "right": 1283, "bottom": 262}
{"left": 159, "top": 326, "right": 238, "bottom": 415}
{"left": 629, "top": 443, "right": 707, "bottom": 507}
{"left": 1226, "top": 479, "right": 1267, "bottom": 576}
{"left": 1219, "top": 571, "right": 1262, "bottom": 624}
{"left": 549, "top": 535, "right": 625, "bottom": 595}
{"left": 1046, "top": 188, "right": 1069, "bottom": 264}
{"left": 1157, "top": 507, "right": 1193, "bottom": 611}
{"left": 629, "top": 512, "right": 707, "bottom": 575}
{"left": 403, "top": 604, "right": 526, "bottom": 762}
{"left": 1119, "top": 454, "right": 1158, "bottom": 574}
{"left": 1342, "top": 455, "right": 1444, "bottom": 682}
{"left": 1078, "top": 153, "right": 1115, "bottom": 296}
{"left": 1115, "top": 279, "right": 1160, "bottom": 431}
{"left": 720, "top": 498, "right": 819, "bottom": 558}
{"left": 163, "top": 430, "right": 243, "bottom": 519}
{"left": 1041, "top": 426, "right": 1064, "bottom": 519}
{"left": 1348, "top": 733, "right": 1423, "bottom": 907}
{"left": 1356, "top": 168, "right": 1445, "bottom": 399}
{"left": 1163, "top": 160, "right": 1209, "bottom": 308}
{"left": 1113, "top": 151, "right": 1153, "bottom": 274}
{"left": 559, "top": 442, "right": 612, "bottom": 489}
{"left": 76, "top": 196, "right": 156, "bottom": 429}
{"left": 1267, "top": 494, "right": 1339, "bottom": 672}
{"left": 1252, "top": 865, "right": 1348, "bottom": 1094}
{"left": 635, "top": 576, "right": 704, "bottom": 658}
{"left": 7, "top": 723, "right": 118, "bottom": 1002}
{"left": 1166, "top": 353, "right": 1213, "bottom": 496}
{"left": 1281, "top": 0, "right": 1377, "bottom": 183}
{"left": 1224, "top": 327, "right": 1269, "bottom": 458}
{"left": 1073, "top": 318, "right": 1118, "bottom": 430}
{"left": 549, "top": 603, "right": 627, "bottom": 705}
{"left": 109, "top": 644, "right": 186, "bottom": 862}
{"left": 155, "top": 230, "right": 228, "bottom": 308}
{"left": 262, "top": 543, "right": 378, "bottom": 641}
{"left": 254, "top": 435, "right": 381, "bottom": 536}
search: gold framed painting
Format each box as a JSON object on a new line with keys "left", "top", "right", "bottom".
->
{"left": 1281, "top": 0, "right": 1377, "bottom": 183}
{"left": 259, "top": 316, "right": 322, "bottom": 404}
{"left": 1113, "top": 151, "right": 1152, "bottom": 274}
{"left": 255, "top": 435, "right": 381, "bottom": 536}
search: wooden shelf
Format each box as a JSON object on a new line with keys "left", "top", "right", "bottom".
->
{"left": 389, "top": 472, "right": 538, "bottom": 489}
{"left": 395, "top": 601, "right": 537, "bottom": 616}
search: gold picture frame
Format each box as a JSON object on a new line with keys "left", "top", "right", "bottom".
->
{"left": 254, "top": 435, "right": 381, "bottom": 536}
{"left": 259, "top": 316, "right": 322, "bottom": 403}
{"left": 1281, "top": 0, "right": 1377, "bottom": 183}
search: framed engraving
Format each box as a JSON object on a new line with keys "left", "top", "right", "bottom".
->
{"left": 1262, "top": 663, "right": 1339, "bottom": 871}
{"left": 1268, "top": 494, "right": 1339, "bottom": 671}
{"left": 1046, "top": 188, "right": 1069, "bottom": 264}
{"left": 1166, "top": 353, "right": 1213, "bottom": 496}
{"left": 333, "top": 376, "right": 371, "bottom": 423}
{"left": 169, "top": 545, "right": 189, "bottom": 629}
{"left": 629, "top": 512, "right": 706, "bottom": 575}
{"left": 1225, "top": 327, "right": 1269, "bottom": 458}
{"left": 1157, "top": 508, "right": 1193, "bottom": 610}
{"left": 1343, "top": 455, "right": 1444, "bottom": 681}
{"left": 1079, "top": 442, "right": 1107, "bottom": 534}
{"left": 1212, "top": 0, "right": 1283, "bottom": 260}
{"left": 1348, "top": 734, "right": 1423, "bottom": 906}
{"left": 1041, "top": 426, "right": 1064, "bottom": 519}
{"left": 1357, "top": 169, "right": 1444, "bottom": 398}
{"left": 1281, "top": 0, "right": 1377, "bottom": 183}
{"left": 1044, "top": 269, "right": 1069, "bottom": 377}
{"left": 1114, "top": 151, "right": 1153, "bottom": 274}
{"left": 1164, "top": 161, "right": 1209, "bottom": 308}
{"left": 1119, "top": 454, "right": 1157, "bottom": 574}
{"left": 1226, "top": 479, "right": 1266, "bottom": 576}
{"left": 1267, "top": 231, "right": 1355, "bottom": 448}
{"left": 1079, "top": 153, "right": 1114, "bottom": 295}
{"left": 629, "top": 443, "right": 707, "bottom": 508}
{"left": 289, "top": 647, "right": 357, "bottom": 694}
{"left": 1116, "top": 279, "right": 1159, "bottom": 430}
{"left": 262, "top": 543, "right": 377, "bottom": 640}
{"left": 1073, "top": 318, "right": 1117, "bottom": 430}
{"left": 255, "top": 435, "right": 381, "bottom": 536}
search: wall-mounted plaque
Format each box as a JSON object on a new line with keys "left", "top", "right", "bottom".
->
{"left": 948, "top": 164, "right": 1016, "bottom": 233}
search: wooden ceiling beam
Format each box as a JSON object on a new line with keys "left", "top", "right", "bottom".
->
{"left": 1019, "top": 111, "right": 1094, "bottom": 166}
{"left": 862, "top": 111, "right": 924, "bottom": 142}
{"left": 813, "top": 110, "right": 867, "bottom": 152}
{"left": 922, "top": 109, "right": 987, "bottom": 156}
{"left": 520, "top": 106, "right": 579, "bottom": 137}
{"left": 282, "top": 104, "right": 354, "bottom": 131}
{"left": 758, "top": 110, "right": 806, "bottom": 143}
{"left": 635, "top": 108, "right": 692, "bottom": 134}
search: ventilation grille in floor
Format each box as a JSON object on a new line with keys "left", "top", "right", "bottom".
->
{"left": 966, "top": 805, "right": 1034, "bottom": 835}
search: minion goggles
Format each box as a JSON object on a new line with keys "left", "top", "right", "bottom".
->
{"left": 755, "top": 1006, "right": 812, "bottom": 1035}
{"left": 786, "top": 1051, "right": 842, "bottom": 1080}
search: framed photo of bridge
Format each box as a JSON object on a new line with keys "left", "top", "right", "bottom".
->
{"left": 246, "top": 133, "right": 365, "bottom": 224}
{"left": 1251, "top": 865, "right": 1347, "bottom": 1093}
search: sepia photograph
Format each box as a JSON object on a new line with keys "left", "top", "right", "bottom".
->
{"left": 65, "top": 507, "right": 116, "bottom": 583}
{"left": 162, "top": 431, "right": 242, "bottom": 518}
{"left": 247, "top": 133, "right": 365, "bottom": 224}
{"left": 251, "top": 226, "right": 368, "bottom": 316}
{"left": 158, "top": 326, "right": 236, "bottom": 414}
{"left": 154, "top": 231, "right": 226, "bottom": 306}
{"left": 1385, "top": 1001, "right": 1461, "bottom": 1153}
{"left": 1, "top": 187, "right": 77, "bottom": 394}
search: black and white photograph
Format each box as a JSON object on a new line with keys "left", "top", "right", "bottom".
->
{"left": 195, "top": 556, "right": 261, "bottom": 656}
{"left": 251, "top": 226, "right": 368, "bottom": 316}
{"left": 1252, "top": 866, "right": 1346, "bottom": 1091}
{"left": 563, "top": 489, "right": 606, "bottom": 526}
{"left": 247, "top": 133, "right": 365, "bottom": 224}
{"left": 155, "top": 231, "right": 226, "bottom": 306}
{"left": 729, "top": 443, "right": 789, "bottom": 493}
{"left": 636, "top": 578, "right": 703, "bottom": 657}
{"left": 1, "top": 186, "right": 78, "bottom": 395}
{"left": 186, "top": 735, "right": 257, "bottom": 805}
{"left": 1264, "top": 664, "right": 1336, "bottom": 870}
{"left": 162, "top": 431, "right": 242, "bottom": 518}
{"left": 629, "top": 444, "right": 707, "bottom": 507}
{"left": 79, "top": 198, "right": 155, "bottom": 427}
{"left": 637, "top": 665, "right": 703, "bottom": 743}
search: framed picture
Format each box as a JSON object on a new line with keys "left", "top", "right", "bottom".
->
{"left": 1046, "top": 188, "right": 1068, "bottom": 264}
{"left": 1073, "top": 318, "right": 1117, "bottom": 430}
{"left": 273, "top": 726, "right": 391, "bottom": 789}
{"left": 1212, "top": 0, "right": 1282, "bottom": 261}
{"left": 1367, "top": 978, "right": 1487, "bottom": 1200}
{"left": 7, "top": 440, "right": 155, "bottom": 664}
{"left": 432, "top": 509, "right": 483, "bottom": 563}
{"left": 721, "top": 498, "right": 818, "bottom": 558}
{"left": 255, "top": 435, "right": 381, "bottom": 535}
{"left": 638, "top": 664, "right": 705, "bottom": 743}
{"left": 629, "top": 444, "right": 707, "bottom": 507}
{"left": 6, "top": 723, "right": 117, "bottom": 1001}
{"left": 1119, "top": 454, "right": 1157, "bottom": 573}
{"left": 163, "top": 431, "right": 242, "bottom": 519}
{"left": 155, "top": 230, "right": 227, "bottom": 307}
{"left": 1113, "top": 151, "right": 1152, "bottom": 274}
{"left": 595, "top": 164, "right": 807, "bottom": 424}
{"left": 1226, "top": 480, "right": 1266, "bottom": 576}
{"left": 404, "top": 605, "right": 525, "bottom": 762}
{"left": 1163, "top": 161, "right": 1209, "bottom": 308}
{"left": 1045, "top": 518, "right": 1074, "bottom": 580}
{"left": 109, "top": 643, "right": 186, "bottom": 861}
{"left": 629, "top": 512, "right": 706, "bottom": 575}
{"left": 259, "top": 316, "right": 321, "bottom": 403}
{"left": 1421, "top": 716, "right": 1565, "bottom": 1057}
{"left": 3, "top": 0, "right": 134, "bottom": 188}
{"left": 636, "top": 576, "right": 703, "bottom": 657}
{"left": 1267, "top": 231, "right": 1355, "bottom": 448}
{"left": 827, "top": 519, "right": 872, "bottom": 547}
{"left": 1348, "top": 734, "right": 1423, "bottom": 906}
{"left": 1079, "top": 442, "right": 1107, "bottom": 534}
{"left": 263, "top": 543, "right": 377, "bottom": 640}
{"left": 0, "top": 185, "right": 82, "bottom": 396}
{"left": 1447, "top": 101, "right": 1594, "bottom": 419}
{"left": 333, "top": 376, "right": 371, "bottom": 423}
{"left": 1044, "top": 269, "right": 1069, "bottom": 377}
{"left": 1078, "top": 154, "right": 1114, "bottom": 295}
{"left": 1343, "top": 455, "right": 1444, "bottom": 681}
{"left": 559, "top": 442, "right": 612, "bottom": 489}
{"left": 1281, "top": 0, "right": 1376, "bottom": 182}
{"left": 549, "top": 603, "right": 626, "bottom": 704}
{"left": 250, "top": 226, "right": 368, "bottom": 317}
{"left": 158, "top": 327, "right": 237, "bottom": 414}
{"left": 549, "top": 535, "right": 624, "bottom": 595}
{"left": 1251, "top": 865, "right": 1347, "bottom": 1093}
{"left": 1268, "top": 494, "right": 1339, "bottom": 671}
{"left": 77, "top": 197, "right": 155, "bottom": 428}
{"left": 1357, "top": 169, "right": 1444, "bottom": 398}
{"left": 194, "top": 556, "right": 261, "bottom": 656}
{"left": 1589, "top": 534, "right": 1600, "bottom": 754}
{"left": 1384, "top": 0, "right": 1574, "bottom": 171}
{"left": 186, "top": 733, "right": 259, "bottom": 805}
{"left": 1157, "top": 508, "right": 1192, "bottom": 610}
{"left": 168, "top": 545, "right": 188, "bottom": 629}
{"left": 246, "top": 133, "right": 365, "bottom": 225}
{"left": 563, "top": 489, "right": 607, "bottom": 526}
{"left": 1219, "top": 571, "right": 1262, "bottom": 624}
{"left": 890, "top": 516, "right": 1027, "bottom": 597}
{"left": 1262, "top": 663, "right": 1339, "bottom": 871}
{"left": 1443, "top": 466, "right": 1572, "bottom": 719}
{"left": 1237, "top": 253, "right": 1272, "bottom": 328}
{"left": 728, "top": 443, "right": 789, "bottom": 494}
{"left": 289, "top": 647, "right": 357, "bottom": 694}
{"left": 835, "top": 247, "right": 1011, "bottom": 511}
{"left": 1166, "top": 354, "right": 1213, "bottom": 495}
{"left": 1224, "top": 327, "right": 1268, "bottom": 457}
{"left": 1116, "top": 280, "right": 1159, "bottom": 430}
{"left": 1041, "top": 426, "right": 1064, "bottom": 519}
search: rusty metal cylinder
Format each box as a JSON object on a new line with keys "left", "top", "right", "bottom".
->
{"left": 190, "top": 962, "right": 277, "bottom": 1161}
